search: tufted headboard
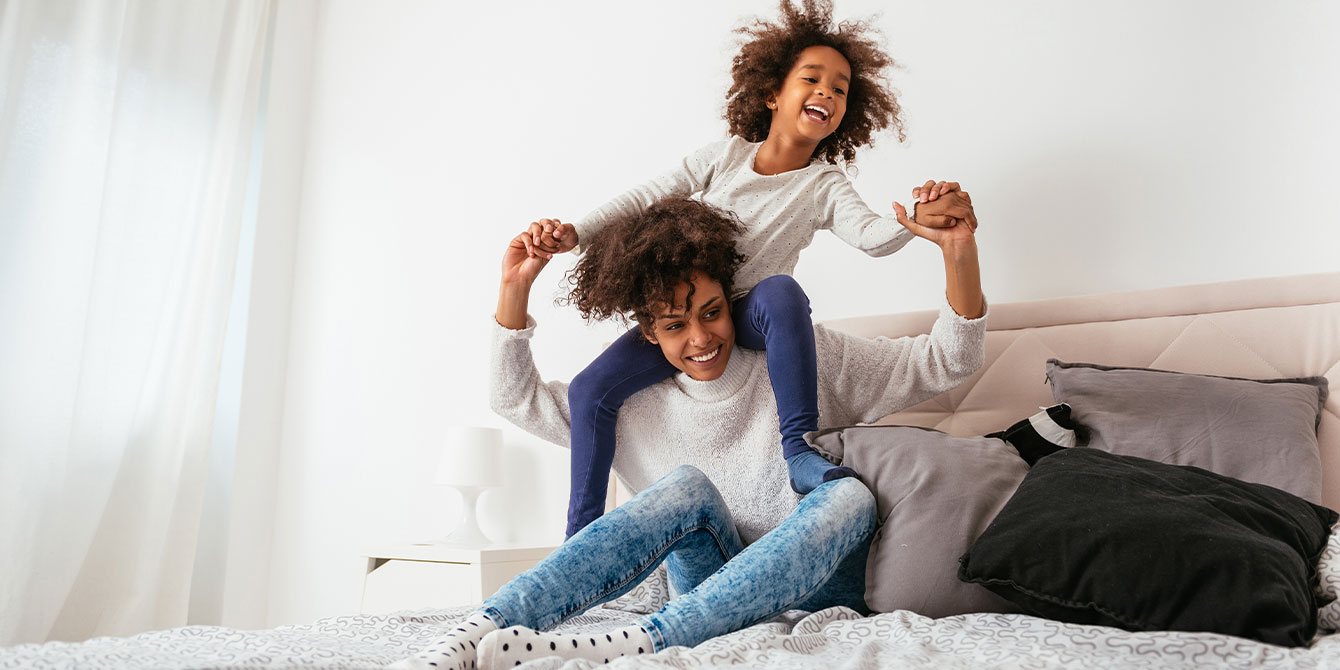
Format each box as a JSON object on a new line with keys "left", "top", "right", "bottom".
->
{"left": 823, "top": 273, "right": 1340, "bottom": 510}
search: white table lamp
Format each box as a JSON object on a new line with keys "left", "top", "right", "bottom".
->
{"left": 434, "top": 426, "right": 504, "bottom": 546}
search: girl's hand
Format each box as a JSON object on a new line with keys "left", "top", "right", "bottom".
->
{"left": 912, "top": 179, "right": 960, "bottom": 203}
{"left": 543, "top": 219, "right": 578, "bottom": 254}
{"left": 526, "top": 219, "right": 558, "bottom": 257}
{"left": 528, "top": 218, "right": 578, "bottom": 257}
{"left": 502, "top": 229, "right": 551, "bottom": 286}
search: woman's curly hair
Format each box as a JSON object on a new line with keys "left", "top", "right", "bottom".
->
{"left": 726, "top": 0, "right": 904, "bottom": 165}
{"left": 562, "top": 197, "right": 746, "bottom": 333}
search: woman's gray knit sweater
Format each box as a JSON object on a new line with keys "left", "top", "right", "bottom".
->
{"left": 489, "top": 301, "right": 986, "bottom": 545}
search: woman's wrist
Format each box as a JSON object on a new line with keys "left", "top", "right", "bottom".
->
{"left": 499, "top": 275, "right": 534, "bottom": 292}
{"left": 495, "top": 280, "right": 533, "bottom": 330}
{"left": 940, "top": 237, "right": 984, "bottom": 319}
{"left": 939, "top": 236, "right": 978, "bottom": 262}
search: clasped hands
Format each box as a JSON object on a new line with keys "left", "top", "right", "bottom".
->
{"left": 896, "top": 179, "right": 978, "bottom": 250}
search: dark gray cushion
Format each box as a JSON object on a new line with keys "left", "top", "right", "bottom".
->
{"left": 807, "top": 425, "right": 1029, "bottom": 617}
{"left": 1046, "top": 359, "right": 1328, "bottom": 503}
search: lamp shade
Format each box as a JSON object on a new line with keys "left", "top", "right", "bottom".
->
{"left": 435, "top": 426, "right": 504, "bottom": 488}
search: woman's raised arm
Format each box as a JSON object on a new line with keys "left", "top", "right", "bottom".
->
{"left": 495, "top": 225, "right": 552, "bottom": 329}
{"left": 893, "top": 189, "right": 984, "bottom": 320}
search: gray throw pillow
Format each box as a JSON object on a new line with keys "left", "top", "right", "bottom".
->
{"left": 807, "top": 425, "right": 1029, "bottom": 617}
{"left": 1046, "top": 359, "right": 1328, "bottom": 503}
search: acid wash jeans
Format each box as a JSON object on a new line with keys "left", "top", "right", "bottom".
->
{"left": 480, "top": 464, "right": 876, "bottom": 651}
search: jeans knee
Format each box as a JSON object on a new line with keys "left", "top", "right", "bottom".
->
{"left": 752, "top": 275, "right": 810, "bottom": 310}
{"left": 665, "top": 465, "right": 712, "bottom": 491}
{"left": 651, "top": 466, "right": 728, "bottom": 518}
{"left": 569, "top": 366, "right": 608, "bottom": 412}
{"left": 823, "top": 477, "right": 877, "bottom": 526}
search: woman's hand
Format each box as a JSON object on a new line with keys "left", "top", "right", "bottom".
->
{"left": 501, "top": 229, "right": 551, "bottom": 287}
{"left": 497, "top": 228, "right": 552, "bottom": 330}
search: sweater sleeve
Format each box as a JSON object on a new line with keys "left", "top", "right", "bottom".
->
{"left": 571, "top": 140, "right": 724, "bottom": 252}
{"left": 813, "top": 170, "right": 915, "bottom": 257}
{"left": 489, "top": 316, "right": 572, "bottom": 448}
{"left": 816, "top": 299, "right": 987, "bottom": 425}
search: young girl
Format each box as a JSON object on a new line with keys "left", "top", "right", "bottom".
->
{"left": 528, "top": 0, "right": 975, "bottom": 537}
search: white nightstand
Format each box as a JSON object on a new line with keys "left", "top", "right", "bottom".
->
{"left": 360, "top": 542, "right": 558, "bottom": 615}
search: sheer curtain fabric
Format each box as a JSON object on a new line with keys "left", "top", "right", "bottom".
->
{"left": 0, "top": 0, "right": 275, "bottom": 645}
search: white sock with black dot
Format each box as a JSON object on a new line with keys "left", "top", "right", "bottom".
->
{"left": 388, "top": 610, "right": 497, "bottom": 670}
{"left": 477, "top": 623, "right": 653, "bottom": 668}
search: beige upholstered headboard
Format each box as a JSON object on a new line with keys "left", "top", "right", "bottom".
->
{"left": 823, "top": 272, "right": 1340, "bottom": 510}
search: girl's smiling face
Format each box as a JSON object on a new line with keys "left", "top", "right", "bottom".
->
{"left": 765, "top": 45, "right": 851, "bottom": 148}
{"left": 644, "top": 273, "right": 735, "bottom": 381}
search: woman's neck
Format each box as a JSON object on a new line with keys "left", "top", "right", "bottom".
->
{"left": 674, "top": 346, "right": 757, "bottom": 402}
{"left": 753, "top": 136, "right": 818, "bottom": 175}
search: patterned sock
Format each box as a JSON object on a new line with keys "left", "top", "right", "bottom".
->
{"left": 987, "top": 403, "right": 1081, "bottom": 466}
{"left": 1317, "top": 520, "right": 1340, "bottom": 630}
{"left": 389, "top": 610, "right": 497, "bottom": 670}
{"left": 477, "top": 624, "right": 653, "bottom": 668}
{"left": 787, "top": 448, "right": 857, "bottom": 494}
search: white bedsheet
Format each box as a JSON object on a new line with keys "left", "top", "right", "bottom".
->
{"left": 10, "top": 608, "right": 1340, "bottom": 670}
{"left": 546, "top": 608, "right": 1340, "bottom": 670}
{"left": 4, "top": 605, "right": 1339, "bottom": 670}
{"left": 4, "top": 571, "right": 1337, "bottom": 670}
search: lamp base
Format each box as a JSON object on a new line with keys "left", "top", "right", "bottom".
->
{"left": 435, "top": 485, "right": 495, "bottom": 546}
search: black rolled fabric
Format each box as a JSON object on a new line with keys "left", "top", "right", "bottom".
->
{"left": 957, "top": 448, "right": 1338, "bottom": 647}
{"left": 984, "top": 402, "right": 1085, "bottom": 466}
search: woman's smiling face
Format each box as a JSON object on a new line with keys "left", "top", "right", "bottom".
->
{"left": 644, "top": 273, "right": 735, "bottom": 381}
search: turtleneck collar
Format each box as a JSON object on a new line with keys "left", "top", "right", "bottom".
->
{"left": 673, "top": 347, "right": 761, "bottom": 402}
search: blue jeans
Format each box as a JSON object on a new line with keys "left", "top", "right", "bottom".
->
{"left": 480, "top": 465, "right": 875, "bottom": 650}
{"left": 565, "top": 276, "right": 819, "bottom": 536}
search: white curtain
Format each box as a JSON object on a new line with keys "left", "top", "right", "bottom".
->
{"left": 0, "top": 0, "right": 275, "bottom": 644}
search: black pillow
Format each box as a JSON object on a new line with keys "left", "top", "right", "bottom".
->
{"left": 958, "top": 448, "right": 1337, "bottom": 647}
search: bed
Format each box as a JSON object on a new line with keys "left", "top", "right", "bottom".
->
{"left": 5, "top": 271, "right": 1338, "bottom": 669}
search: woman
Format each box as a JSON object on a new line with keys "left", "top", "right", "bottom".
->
{"left": 394, "top": 188, "right": 984, "bottom": 669}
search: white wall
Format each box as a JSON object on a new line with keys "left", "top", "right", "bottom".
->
{"left": 266, "top": 0, "right": 1340, "bottom": 626}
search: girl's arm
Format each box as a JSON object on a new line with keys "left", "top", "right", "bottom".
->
{"left": 568, "top": 140, "right": 725, "bottom": 251}
{"left": 816, "top": 175, "right": 974, "bottom": 258}
{"left": 813, "top": 173, "right": 915, "bottom": 257}
{"left": 490, "top": 233, "right": 573, "bottom": 447}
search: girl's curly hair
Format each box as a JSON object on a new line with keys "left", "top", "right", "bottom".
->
{"left": 726, "top": 0, "right": 904, "bottom": 165}
{"left": 562, "top": 197, "right": 746, "bottom": 333}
